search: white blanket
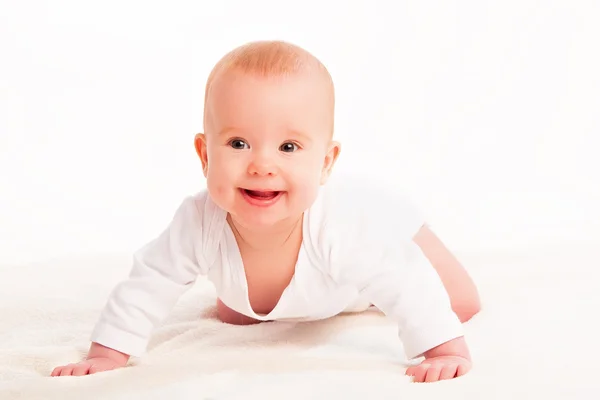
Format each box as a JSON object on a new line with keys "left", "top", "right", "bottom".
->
{"left": 1, "top": 245, "right": 598, "bottom": 399}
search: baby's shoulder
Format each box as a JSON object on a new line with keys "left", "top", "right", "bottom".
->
{"left": 169, "top": 188, "right": 227, "bottom": 234}
{"left": 305, "top": 176, "right": 425, "bottom": 266}
{"left": 311, "top": 176, "right": 424, "bottom": 236}
{"left": 166, "top": 188, "right": 228, "bottom": 267}
{"left": 187, "top": 188, "right": 220, "bottom": 217}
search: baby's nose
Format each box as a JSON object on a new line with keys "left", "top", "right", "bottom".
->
{"left": 247, "top": 154, "right": 278, "bottom": 176}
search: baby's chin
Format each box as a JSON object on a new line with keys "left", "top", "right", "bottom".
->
{"left": 229, "top": 204, "right": 296, "bottom": 229}
{"left": 228, "top": 204, "right": 305, "bottom": 233}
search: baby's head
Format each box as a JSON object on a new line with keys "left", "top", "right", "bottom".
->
{"left": 195, "top": 40, "right": 341, "bottom": 230}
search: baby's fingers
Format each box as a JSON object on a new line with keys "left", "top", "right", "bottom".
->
{"left": 59, "top": 364, "right": 77, "bottom": 376}
{"left": 439, "top": 364, "right": 458, "bottom": 381}
{"left": 424, "top": 364, "right": 443, "bottom": 382}
{"left": 457, "top": 363, "right": 470, "bottom": 377}
{"left": 72, "top": 363, "right": 91, "bottom": 376}
{"left": 410, "top": 363, "right": 430, "bottom": 383}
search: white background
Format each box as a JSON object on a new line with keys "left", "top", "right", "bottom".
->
{"left": 1, "top": 0, "right": 598, "bottom": 266}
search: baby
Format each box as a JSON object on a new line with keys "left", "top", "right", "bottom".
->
{"left": 51, "top": 40, "right": 480, "bottom": 383}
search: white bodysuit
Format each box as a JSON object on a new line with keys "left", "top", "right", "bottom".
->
{"left": 90, "top": 179, "right": 464, "bottom": 360}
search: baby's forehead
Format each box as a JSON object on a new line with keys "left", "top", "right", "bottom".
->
{"left": 209, "top": 70, "right": 333, "bottom": 116}
{"left": 203, "top": 41, "right": 335, "bottom": 133}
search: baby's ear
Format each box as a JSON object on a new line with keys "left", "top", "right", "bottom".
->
{"left": 194, "top": 133, "right": 209, "bottom": 177}
{"left": 320, "top": 140, "right": 341, "bottom": 184}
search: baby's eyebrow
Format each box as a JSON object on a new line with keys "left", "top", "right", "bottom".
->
{"left": 214, "top": 126, "right": 316, "bottom": 145}
{"left": 216, "top": 126, "right": 242, "bottom": 136}
{"left": 285, "top": 128, "right": 312, "bottom": 142}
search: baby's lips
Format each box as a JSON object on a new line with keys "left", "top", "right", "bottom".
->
{"left": 243, "top": 189, "right": 281, "bottom": 197}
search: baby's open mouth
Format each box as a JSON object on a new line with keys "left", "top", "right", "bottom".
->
{"left": 241, "top": 189, "right": 282, "bottom": 200}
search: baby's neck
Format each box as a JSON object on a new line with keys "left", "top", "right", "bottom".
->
{"left": 227, "top": 214, "right": 303, "bottom": 252}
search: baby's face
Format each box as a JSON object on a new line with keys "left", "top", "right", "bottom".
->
{"left": 196, "top": 70, "right": 339, "bottom": 230}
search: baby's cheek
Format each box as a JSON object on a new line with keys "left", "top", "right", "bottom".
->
{"left": 206, "top": 171, "right": 230, "bottom": 202}
{"left": 292, "top": 177, "right": 320, "bottom": 207}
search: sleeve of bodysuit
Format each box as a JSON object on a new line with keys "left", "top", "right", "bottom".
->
{"left": 357, "top": 240, "right": 464, "bottom": 360}
{"left": 90, "top": 194, "right": 209, "bottom": 357}
{"left": 323, "top": 181, "right": 463, "bottom": 360}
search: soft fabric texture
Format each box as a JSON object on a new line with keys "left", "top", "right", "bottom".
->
{"left": 1, "top": 244, "right": 597, "bottom": 399}
{"left": 91, "top": 180, "right": 462, "bottom": 360}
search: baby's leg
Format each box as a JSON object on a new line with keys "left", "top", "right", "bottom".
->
{"left": 216, "top": 298, "right": 262, "bottom": 325}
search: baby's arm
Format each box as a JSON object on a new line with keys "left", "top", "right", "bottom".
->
{"left": 51, "top": 196, "right": 206, "bottom": 376}
{"left": 355, "top": 240, "right": 472, "bottom": 383}
{"left": 413, "top": 225, "right": 481, "bottom": 322}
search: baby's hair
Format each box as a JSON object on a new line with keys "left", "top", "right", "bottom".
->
{"left": 203, "top": 40, "right": 334, "bottom": 131}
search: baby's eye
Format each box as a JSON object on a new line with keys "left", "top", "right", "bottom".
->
{"left": 279, "top": 142, "right": 299, "bottom": 153}
{"left": 229, "top": 139, "right": 249, "bottom": 150}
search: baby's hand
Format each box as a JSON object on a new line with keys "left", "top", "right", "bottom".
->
{"left": 405, "top": 356, "right": 471, "bottom": 383}
{"left": 51, "top": 357, "right": 125, "bottom": 377}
